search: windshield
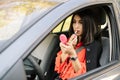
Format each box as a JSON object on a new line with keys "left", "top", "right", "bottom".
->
{"left": 0, "top": 0, "right": 61, "bottom": 53}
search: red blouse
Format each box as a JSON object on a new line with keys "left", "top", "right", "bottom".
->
{"left": 54, "top": 42, "right": 86, "bottom": 80}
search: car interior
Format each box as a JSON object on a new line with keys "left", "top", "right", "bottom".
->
{"left": 23, "top": 5, "right": 111, "bottom": 80}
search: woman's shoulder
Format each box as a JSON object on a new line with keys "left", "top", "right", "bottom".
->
{"left": 85, "top": 40, "right": 101, "bottom": 48}
{"left": 84, "top": 40, "right": 102, "bottom": 54}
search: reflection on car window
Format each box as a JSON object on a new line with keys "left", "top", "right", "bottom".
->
{"left": 0, "top": 0, "right": 59, "bottom": 52}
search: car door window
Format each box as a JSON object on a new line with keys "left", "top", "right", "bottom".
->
{"left": 24, "top": 7, "right": 109, "bottom": 80}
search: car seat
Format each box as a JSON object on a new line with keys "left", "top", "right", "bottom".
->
{"left": 99, "top": 37, "right": 110, "bottom": 66}
{"left": 24, "top": 33, "right": 60, "bottom": 80}
{"left": 31, "top": 33, "right": 60, "bottom": 80}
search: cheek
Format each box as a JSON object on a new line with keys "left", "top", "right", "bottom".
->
{"left": 72, "top": 24, "right": 75, "bottom": 28}
{"left": 72, "top": 24, "right": 76, "bottom": 30}
{"left": 79, "top": 24, "right": 82, "bottom": 30}
{"left": 79, "top": 25, "right": 83, "bottom": 35}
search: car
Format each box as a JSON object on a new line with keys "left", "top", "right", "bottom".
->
{"left": 0, "top": 0, "right": 120, "bottom": 80}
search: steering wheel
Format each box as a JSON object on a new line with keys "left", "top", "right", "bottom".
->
{"left": 27, "top": 55, "right": 44, "bottom": 80}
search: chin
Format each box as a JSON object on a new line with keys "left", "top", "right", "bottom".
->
{"left": 76, "top": 33, "right": 80, "bottom": 36}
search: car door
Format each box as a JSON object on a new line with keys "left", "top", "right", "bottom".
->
{"left": 22, "top": 0, "right": 120, "bottom": 80}
{"left": 1, "top": 60, "right": 27, "bottom": 80}
{"left": 1, "top": 0, "right": 120, "bottom": 80}
{"left": 23, "top": 0, "right": 120, "bottom": 80}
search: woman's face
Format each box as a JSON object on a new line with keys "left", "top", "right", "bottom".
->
{"left": 73, "top": 14, "right": 83, "bottom": 36}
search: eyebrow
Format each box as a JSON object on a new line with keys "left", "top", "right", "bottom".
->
{"left": 73, "top": 19, "right": 83, "bottom": 22}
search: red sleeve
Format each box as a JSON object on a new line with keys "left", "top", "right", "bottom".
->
{"left": 54, "top": 51, "right": 67, "bottom": 73}
{"left": 54, "top": 48, "right": 86, "bottom": 79}
{"left": 54, "top": 51, "right": 61, "bottom": 73}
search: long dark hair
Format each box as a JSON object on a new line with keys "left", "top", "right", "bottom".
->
{"left": 69, "top": 10, "right": 100, "bottom": 45}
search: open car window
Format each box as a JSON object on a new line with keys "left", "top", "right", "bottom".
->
{"left": 71, "top": 3, "right": 120, "bottom": 80}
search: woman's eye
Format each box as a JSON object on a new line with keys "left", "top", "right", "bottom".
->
{"left": 73, "top": 20, "right": 76, "bottom": 23}
{"left": 73, "top": 21, "right": 75, "bottom": 23}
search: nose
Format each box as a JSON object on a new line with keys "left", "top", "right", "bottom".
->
{"left": 75, "top": 22, "right": 79, "bottom": 28}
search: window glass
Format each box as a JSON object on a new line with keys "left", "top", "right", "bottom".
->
{"left": 62, "top": 15, "right": 72, "bottom": 31}
{"left": 52, "top": 21, "right": 64, "bottom": 33}
{"left": 52, "top": 15, "right": 72, "bottom": 33}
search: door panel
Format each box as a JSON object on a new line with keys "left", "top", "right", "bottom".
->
{"left": 2, "top": 59, "right": 27, "bottom": 80}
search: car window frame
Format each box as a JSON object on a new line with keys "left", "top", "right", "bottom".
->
{"left": 21, "top": 0, "right": 120, "bottom": 80}
{"left": 71, "top": 2, "right": 120, "bottom": 80}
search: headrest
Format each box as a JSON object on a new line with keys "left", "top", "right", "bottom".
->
{"left": 87, "top": 7, "right": 106, "bottom": 25}
{"left": 77, "top": 7, "right": 106, "bottom": 25}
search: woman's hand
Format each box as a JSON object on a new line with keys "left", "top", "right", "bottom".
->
{"left": 60, "top": 41, "right": 76, "bottom": 56}
{"left": 60, "top": 34, "right": 79, "bottom": 55}
{"left": 59, "top": 34, "right": 78, "bottom": 62}
{"left": 68, "top": 34, "right": 77, "bottom": 47}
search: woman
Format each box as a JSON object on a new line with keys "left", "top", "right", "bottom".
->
{"left": 54, "top": 10, "right": 102, "bottom": 80}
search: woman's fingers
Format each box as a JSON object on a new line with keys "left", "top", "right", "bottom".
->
{"left": 68, "top": 34, "right": 77, "bottom": 44}
{"left": 69, "top": 34, "right": 75, "bottom": 41}
{"left": 72, "top": 37, "right": 77, "bottom": 46}
{"left": 68, "top": 36, "right": 77, "bottom": 46}
{"left": 60, "top": 42, "right": 66, "bottom": 48}
{"left": 60, "top": 41, "right": 76, "bottom": 55}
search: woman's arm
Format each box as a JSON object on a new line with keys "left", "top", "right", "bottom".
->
{"left": 61, "top": 52, "right": 68, "bottom": 62}
{"left": 70, "top": 50, "right": 82, "bottom": 72}
{"left": 61, "top": 42, "right": 84, "bottom": 73}
{"left": 70, "top": 48, "right": 86, "bottom": 73}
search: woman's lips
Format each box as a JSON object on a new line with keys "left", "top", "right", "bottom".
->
{"left": 75, "top": 30, "right": 80, "bottom": 36}
{"left": 75, "top": 30, "right": 79, "bottom": 33}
